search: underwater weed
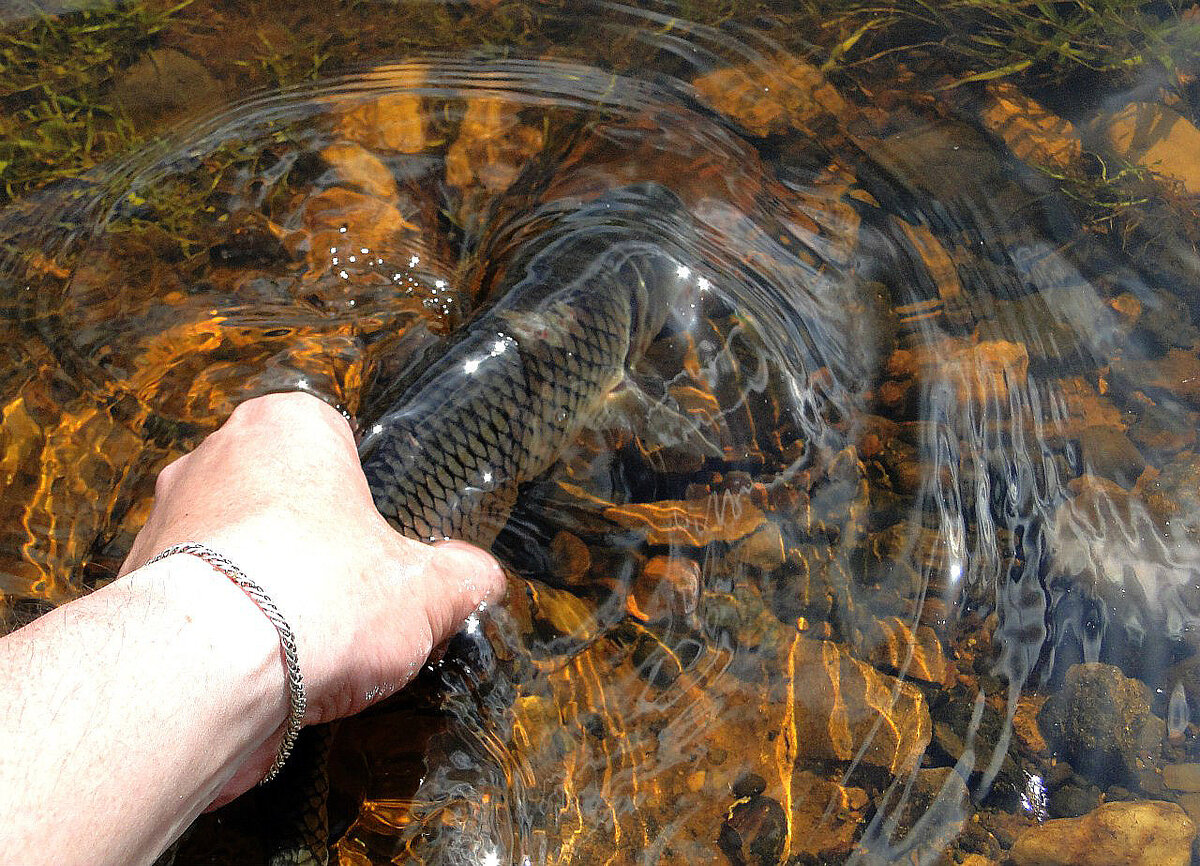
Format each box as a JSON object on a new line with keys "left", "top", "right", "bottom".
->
{"left": 809, "top": 0, "right": 1200, "bottom": 89}
{"left": 0, "top": 0, "right": 193, "bottom": 201}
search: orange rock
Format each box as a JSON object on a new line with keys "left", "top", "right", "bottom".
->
{"left": 861, "top": 616, "right": 949, "bottom": 686}
{"left": 691, "top": 57, "right": 846, "bottom": 137}
{"left": 978, "top": 82, "right": 1082, "bottom": 170}
{"left": 785, "top": 771, "right": 869, "bottom": 860}
{"left": 1109, "top": 292, "right": 1143, "bottom": 325}
{"left": 923, "top": 338, "right": 1029, "bottom": 405}
{"left": 603, "top": 496, "right": 766, "bottom": 547}
{"left": 1104, "top": 103, "right": 1200, "bottom": 195}
{"left": 893, "top": 220, "right": 965, "bottom": 307}
{"left": 445, "top": 97, "right": 544, "bottom": 192}
{"left": 1012, "top": 694, "right": 1049, "bottom": 756}
{"left": 627, "top": 555, "right": 700, "bottom": 622}
{"left": 319, "top": 141, "right": 398, "bottom": 199}
{"left": 299, "top": 187, "right": 419, "bottom": 273}
{"left": 333, "top": 64, "right": 427, "bottom": 153}
{"left": 1009, "top": 800, "right": 1195, "bottom": 866}
{"left": 1053, "top": 375, "right": 1125, "bottom": 435}
{"left": 782, "top": 635, "right": 932, "bottom": 775}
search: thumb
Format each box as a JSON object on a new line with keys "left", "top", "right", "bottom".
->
{"left": 420, "top": 540, "right": 507, "bottom": 641}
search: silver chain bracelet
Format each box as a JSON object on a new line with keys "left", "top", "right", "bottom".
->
{"left": 146, "top": 541, "right": 307, "bottom": 783}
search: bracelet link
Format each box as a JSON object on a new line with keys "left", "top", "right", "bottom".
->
{"left": 147, "top": 541, "right": 307, "bottom": 783}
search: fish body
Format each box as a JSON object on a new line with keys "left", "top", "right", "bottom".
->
{"left": 359, "top": 183, "right": 694, "bottom": 545}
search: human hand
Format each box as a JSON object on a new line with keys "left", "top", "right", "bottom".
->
{"left": 120, "top": 391, "right": 505, "bottom": 804}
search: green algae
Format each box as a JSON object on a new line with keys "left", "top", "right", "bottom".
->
{"left": 0, "top": 1, "right": 195, "bottom": 201}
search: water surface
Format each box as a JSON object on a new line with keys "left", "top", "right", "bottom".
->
{"left": 3, "top": 1, "right": 1200, "bottom": 863}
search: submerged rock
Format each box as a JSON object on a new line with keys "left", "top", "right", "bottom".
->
{"left": 1008, "top": 800, "right": 1195, "bottom": 866}
{"left": 718, "top": 793, "right": 787, "bottom": 866}
{"left": 298, "top": 187, "right": 418, "bottom": 273}
{"left": 859, "top": 616, "right": 949, "bottom": 687}
{"left": 1162, "top": 762, "right": 1200, "bottom": 792}
{"left": 627, "top": 555, "right": 700, "bottom": 623}
{"left": 445, "top": 96, "right": 544, "bottom": 193}
{"left": 332, "top": 65, "right": 427, "bottom": 153}
{"left": 1076, "top": 424, "right": 1146, "bottom": 490}
{"left": 919, "top": 337, "right": 1030, "bottom": 407}
{"left": 691, "top": 57, "right": 846, "bottom": 137}
{"left": 113, "top": 48, "right": 223, "bottom": 130}
{"left": 1112, "top": 347, "right": 1200, "bottom": 408}
{"left": 786, "top": 771, "right": 868, "bottom": 861}
{"left": 1102, "top": 103, "right": 1200, "bottom": 195}
{"left": 787, "top": 635, "right": 931, "bottom": 774}
{"left": 603, "top": 498, "right": 767, "bottom": 547}
{"left": 977, "top": 82, "right": 1082, "bottom": 171}
{"left": 1036, "top": 663, "right": 1164, "bottom": 784}
{"left": 319, "top": 142, "right": 399, "bottom": 199}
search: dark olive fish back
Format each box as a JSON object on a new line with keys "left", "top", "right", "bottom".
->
{"left": 358, "top": 183, "right": 695, "bottom": 545}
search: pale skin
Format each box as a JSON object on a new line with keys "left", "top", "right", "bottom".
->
{"left": 0, "top": 392, "right": 506, "bottom": 866}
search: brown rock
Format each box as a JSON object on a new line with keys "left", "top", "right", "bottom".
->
{"left": 1112, "top": 348, "right": 1200, "bottom": 407}
{"left": 1127, "top": 399, "right": 1198, "bottom": 456}
{"left": 1036, "top": 663, "right": 1164, "bottom": 783}
{"left": 113, "top": 48, "right": 223, "bottom": 131}
{"left": 730, "top": 521, "right": 786, "bottom": 573}
{"left": 719, "top": 794, "right": 787, "bottom": 866}
{"left": 319, "top": 142, "right": 398, "bottom": 199}
{"left": 1053, "top": 375, "right": 1125, "bottom": 437}
{"left": 860, "top": 616, "right": 949, "bottom": 686}
{"left": 603, "top": 498, "right": 767, "bottom": 547}
{"left": 978, "top": 82, "right": 1082, "bottom": 170}
{"left": 627, "top": 555, "right": 700, "bottom": 622}
{"left": 785, "top": 771, "right": 868, "bottom": 861}
{"left": 893, "top": 220, "right": 965, "bottom": 310}
{"left": 1177, "top": 792, "right": 1200, "bottom": 826}
{"left": 445, "top": 97, "right": 544, "bottom": 192}
{"left": 692, "top": 57, "right": 846, "bottom": 137}
{"left": 924, "top": 338, "right": 1030, "bottom": 406}
{"left": 333, "top": 65, "right": 427, "bottom": 153}
{"left": 786, "top": 635, "right": 932, "bottom": 774}
{"left": 1163, "top": 763, "right": 1200, "bottom": 792}
{"left": 1009, "top": 800, "right": 1195, "bottom": 866}
{"left": 1077, "top": 424, "right": 1146, "bottom": 489}
{"left": 1103, "top": 103, "right": 1200, "bottom": 195}
{"left": 548, "top": 531, "right": 591, "bottom": 583}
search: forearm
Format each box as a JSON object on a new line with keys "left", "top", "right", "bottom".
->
{"left": 0, "top": 555, "right": 286, "bottom": 866}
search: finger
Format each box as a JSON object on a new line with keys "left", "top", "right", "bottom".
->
{"left": 418, "top": 540, "right": 507, "bottom": 643}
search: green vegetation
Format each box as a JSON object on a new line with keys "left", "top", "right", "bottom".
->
{"left": 809, "top": 0, "right": 1200, "bottom": 88}
{"left": 1045, "top": 157, "right": 1200, "bottom": 261}
{"left": 0, "top": 1, "right": 194, "bottom": 201}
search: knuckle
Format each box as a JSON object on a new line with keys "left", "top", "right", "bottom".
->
{"left": 153, "top": 455, "right": 185, "bottom": 497}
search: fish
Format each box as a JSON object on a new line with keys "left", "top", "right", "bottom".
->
{"left": 358, "top": 182, "right": 697, "bottom": 547}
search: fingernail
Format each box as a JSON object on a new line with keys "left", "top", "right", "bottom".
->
{"left": 435, "top": 540, "right": 506, "bottom": 601}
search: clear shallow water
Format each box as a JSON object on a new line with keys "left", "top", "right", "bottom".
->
{"left": 2, "top": 2, "right": 1200, "bottom": 864}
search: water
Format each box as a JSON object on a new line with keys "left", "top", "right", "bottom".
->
{"left": 2, "top": 1, "right": 1200, "bottom": 863}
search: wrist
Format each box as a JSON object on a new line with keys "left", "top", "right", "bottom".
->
{"left": 0, "top": 551, "right": 296, "bottom": 865}
{"left": 125, "top": 552, "right": 290, "bottom": 747}
{"left": 141, "top": 542, "right": 307, "bottom": 782}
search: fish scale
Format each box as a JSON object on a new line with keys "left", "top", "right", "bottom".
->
{"left": 359, "top": 183, "right": 695, "bottom": 547}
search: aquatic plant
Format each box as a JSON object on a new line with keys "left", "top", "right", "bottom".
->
{"left": 0, "top": 0, "right": 194, "bottom": 201}
{"left": 811, "top": 0, "right": 1200, "bottom": 89}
